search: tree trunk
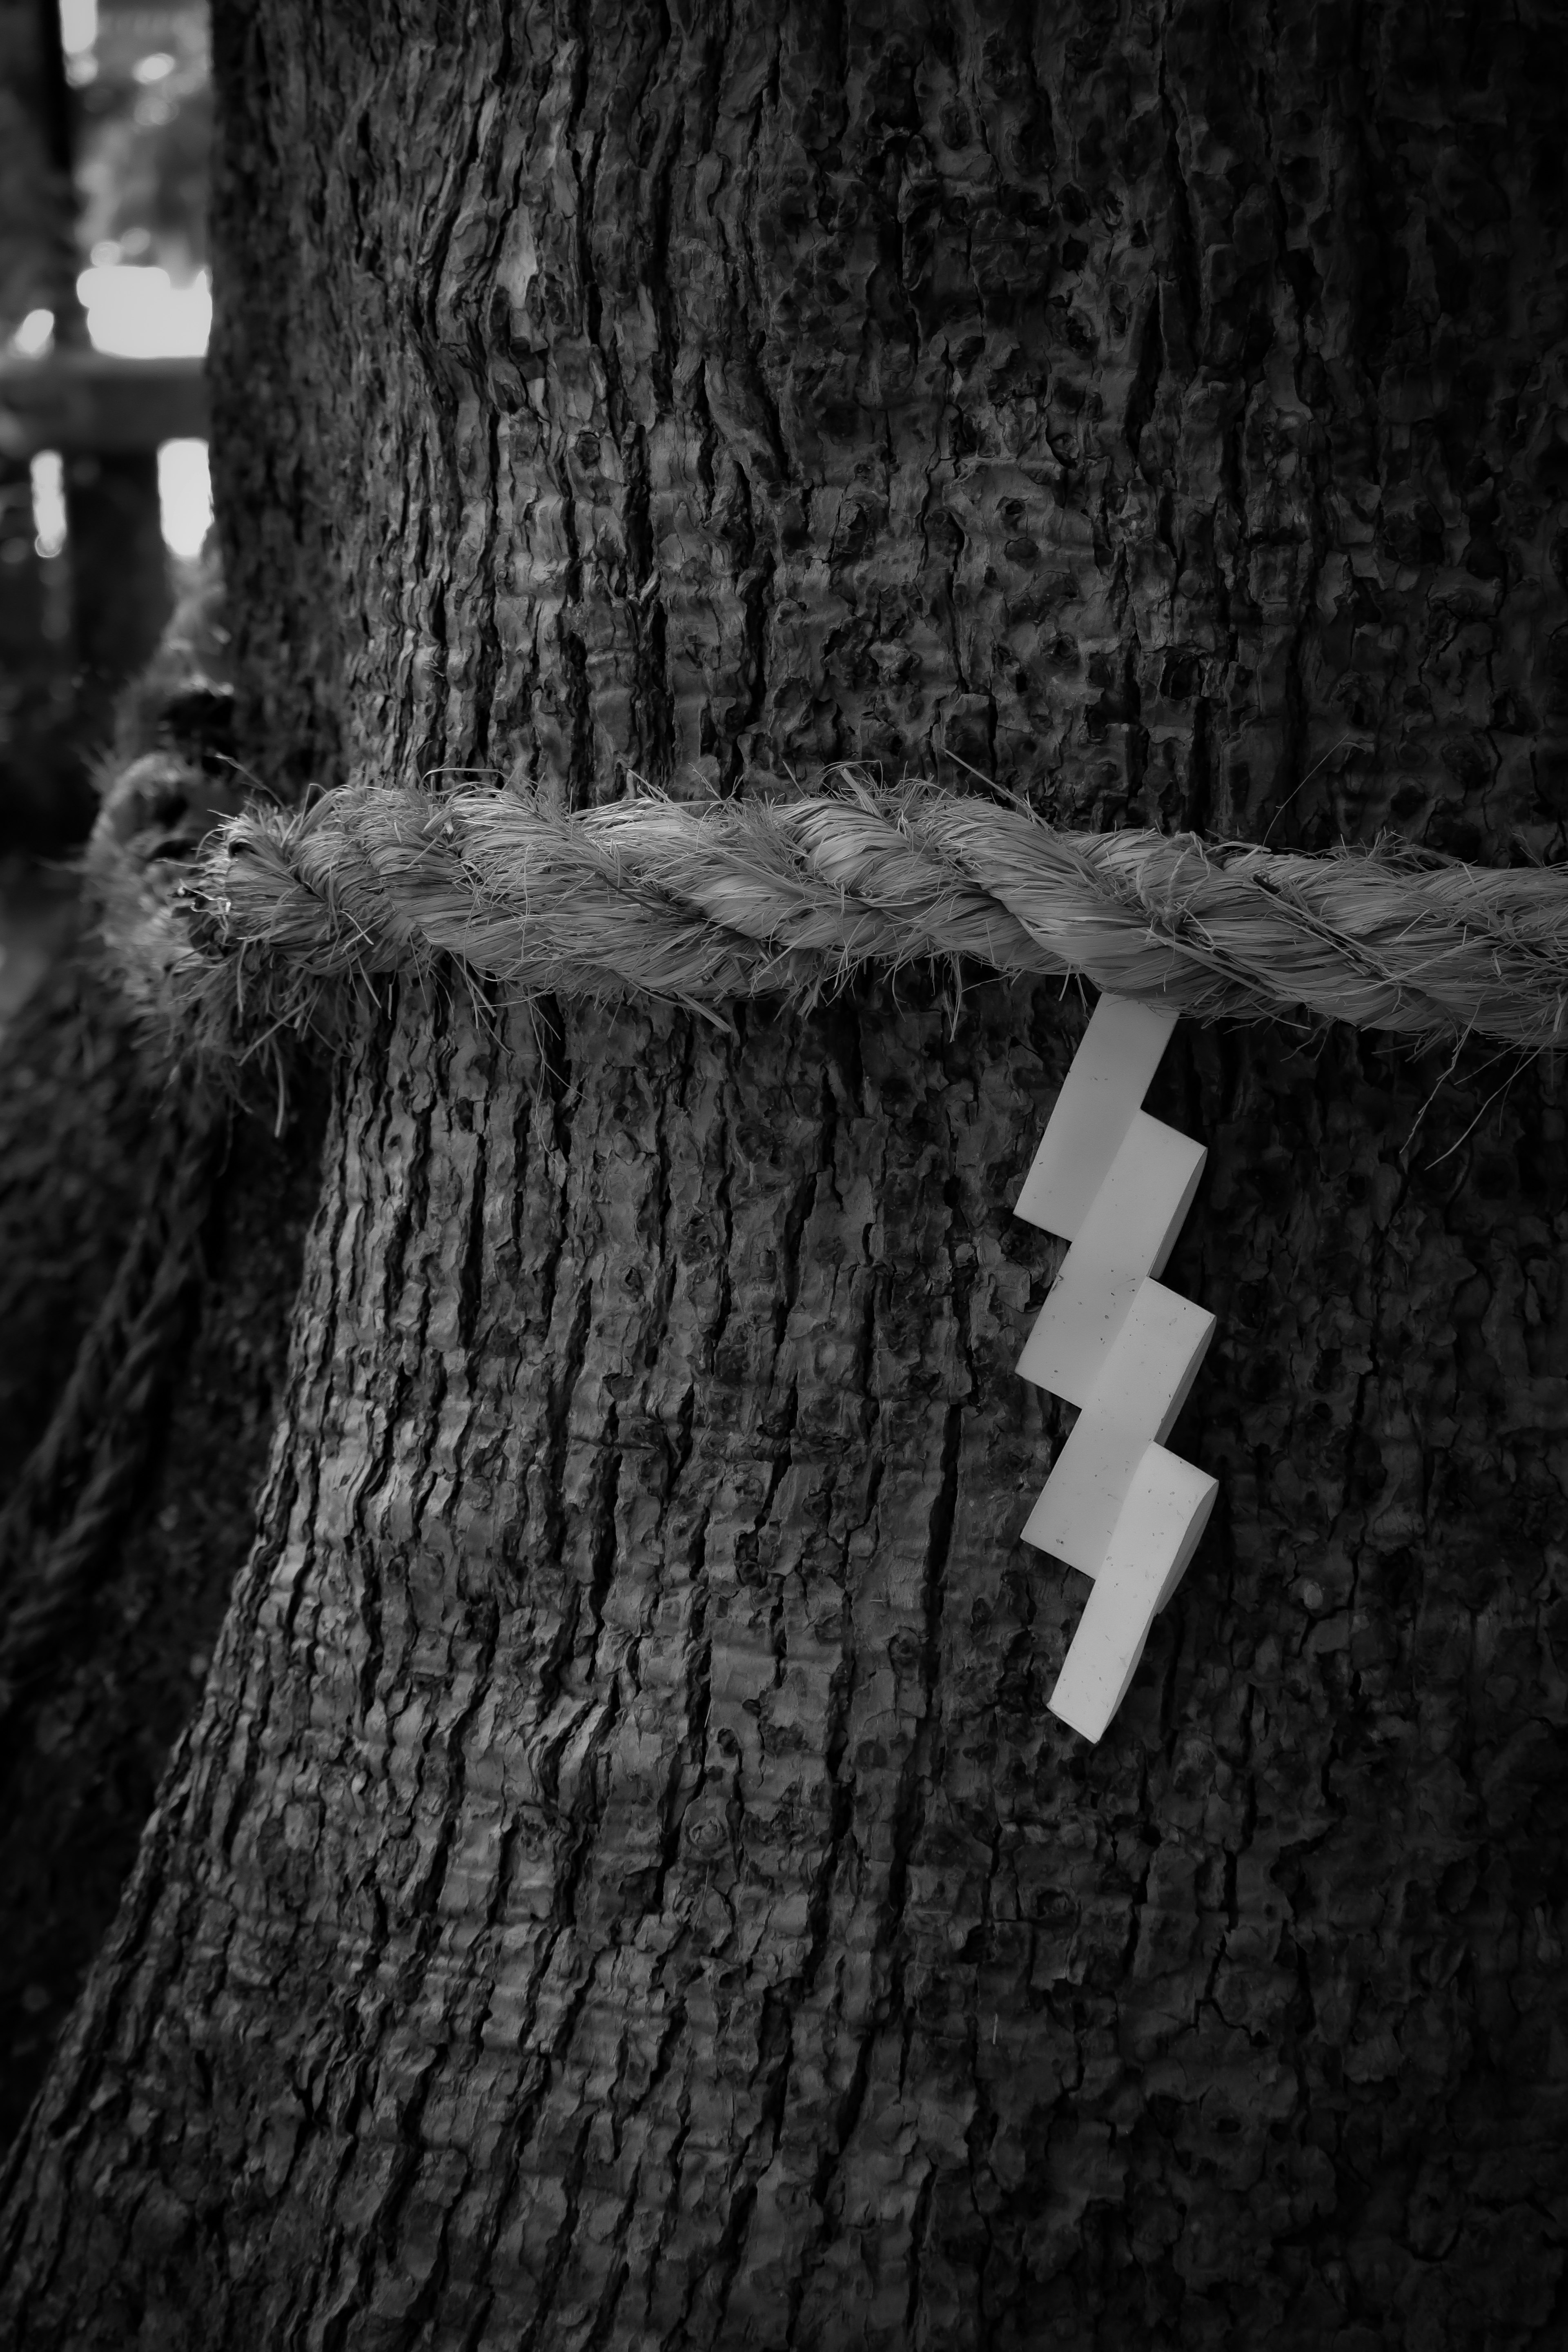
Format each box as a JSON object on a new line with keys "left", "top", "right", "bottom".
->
{"left": 4, "top": 2, "right": 1568, "bottom": 2345}
{"left": 0, "top": 0, "right": 89, "bottom": 849}
{"left": 0, "top": 940, "right": 329, "bottom": 2147}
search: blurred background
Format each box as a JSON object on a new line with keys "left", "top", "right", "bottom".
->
{"left": 1, "top": 0, "right": 212, "bottom": 1025}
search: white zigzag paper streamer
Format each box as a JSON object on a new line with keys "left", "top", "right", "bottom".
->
{"left": 1015, "top": 997, "right": 1218, "bottom": 1741}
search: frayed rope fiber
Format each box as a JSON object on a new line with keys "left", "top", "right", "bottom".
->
{"left": 176, "top": 778, "right": 1568, "bottom": 1051}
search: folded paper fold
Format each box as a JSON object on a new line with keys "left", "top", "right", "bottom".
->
{"left": 1013, "top": 994, "right": 1218, "bottom": 1741}
{"left": 1046, "top": 1445, "right": 1219, "bottom": 1742}
{"left": 1021, "top": 1278, "right": 1216, "bottom": 1575}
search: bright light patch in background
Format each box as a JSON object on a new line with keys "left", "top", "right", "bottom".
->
{"left": 58, "top": 0, "right": 96, "bottom": 80}
{"left": 76, "top": 265, "right": 211, "bottom": 358}
{"left": 30, "top": 5, "right": 213, "bottom": 566}
{"left": 31, "top": 455, "right": 66, "bottom": 560}
{"left": 30, "top": 447, "right": 210, "bottom": 563}
{"left": 11, "top": 310, "right": 55, "bottom": 357}
{"left": 158, "top": 440, "right": 211, "bottom": 559}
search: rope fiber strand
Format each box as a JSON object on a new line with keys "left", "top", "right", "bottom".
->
{"left": 173, "top": 779, "right": 1568, "bottom": 1055}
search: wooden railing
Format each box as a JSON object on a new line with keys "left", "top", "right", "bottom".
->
{"left": 0, "top": 352, "right": 207, "bottom": 458}
{"left": 0, "top": 0, "right": 210, "bottom": 850}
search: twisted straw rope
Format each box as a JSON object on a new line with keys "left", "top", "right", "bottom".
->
{"left": 174, "top": 780, "right": 1568, "bottom": 1051}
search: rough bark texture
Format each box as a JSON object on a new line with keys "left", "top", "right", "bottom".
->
{"left": 3, "top": 2, "right": 1568, "bottom": 2345}
{"left": 208, "top": 0, "right": 1568, "bottom": 846}
{"left": 0, "top": 945, "right": 148, "bottom": 1502}
{"left": 0, "top": 946, "right": 329, "bottom": 2148}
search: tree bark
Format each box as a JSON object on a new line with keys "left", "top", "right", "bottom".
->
{"left": 4, "top": 2, "right": 1568, "bottom": 2345}
{"left": 0, "top": 941, "right": 330, "bottom": 2149}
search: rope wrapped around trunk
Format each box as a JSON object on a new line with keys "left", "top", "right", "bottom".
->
{"left": 177, "top": 779, "right": 1568, "bottom": 1051}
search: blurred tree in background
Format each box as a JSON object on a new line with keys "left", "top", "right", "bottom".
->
{"left": 0, "top": 0, "right": 324, "bottom": 2177}
{"left": 74, "top": 3, "right": 211, "bottom": 284}
{"left": 0, "top": 0, "right": 79, "bottom": 855}
{"left": 0, "top": 0, "right": 210, "bottom": 860}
